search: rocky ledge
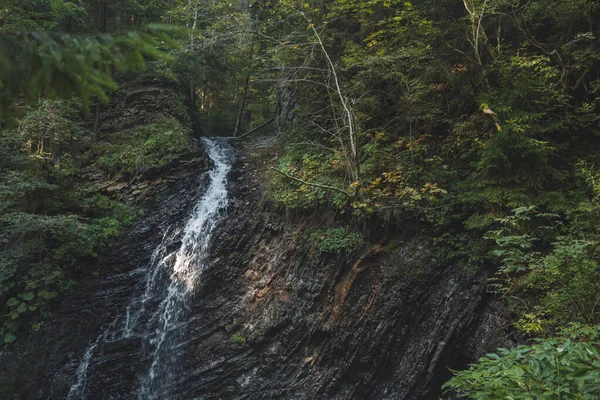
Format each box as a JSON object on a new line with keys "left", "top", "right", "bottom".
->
{"left": 0, "top": 137, "right": 503, "bottom": 399}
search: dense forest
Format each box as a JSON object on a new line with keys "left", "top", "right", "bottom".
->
{"left": 1, "top": 0, "right": 600, "bottom": 398}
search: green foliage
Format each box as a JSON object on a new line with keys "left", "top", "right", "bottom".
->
{"left": 311, "top": 228, "right": 362, "bottom": 253}
{"left": 444, "top": 324, "right": 600, "bottom": 399}
{"left": 0, "top": 25, "right": 183, "bottom": 121}
{"left": 267, "top": 152, "right": 349, "bottom": 210}
{"left": 0, "top": 76, "right": 190, "bottom": 346}
{"left": 0, "top": 0, "right": 197, "bottom": 349}
{"left": 250, "top": 2, "right": 600, "bottom": 394}
{"left": 486, "top": 206, "right": 600, "bottom": 334}
{"left": 117, "top": 60, "right": 181, "bottom": 87}
{"left": 1, "top": 0, "right": 88, "bottom": 32}
{"left": 0, "top": 4, "right": 598, "bottom": 398}
{"left": 95, "top": 119, "right": 192, "bottom": 178}
{"left": 230, "top": 334, "right": 247, "bottom": 349}
{"left": 0, "top": 204, "right": 135, "bottom": 344}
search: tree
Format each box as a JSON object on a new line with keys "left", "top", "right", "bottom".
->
{"left": 444, "top": 325, "right": 600, "bottom": 399}
{"left": 0, "top": 25, "right": 181, "bottom": 121}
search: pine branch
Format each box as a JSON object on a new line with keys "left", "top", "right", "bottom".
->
{"left": 0, "top": 25, "right": 184, "bottom": 121}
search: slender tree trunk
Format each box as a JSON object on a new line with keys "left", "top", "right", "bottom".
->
{"left": 92, "top": 103, "right": 101, "bottom": 144}
{"left": 189, "top": 1, "right": 199, "bottom": 102}
{"left": 167, "top": 0, "right": 174, "bottom": 24}
{"left": 233, "top": 40, "right": 254, "bottom": 136}
{"left": 234, "top": 75, "right": 251, "bottom": 136}
{"left": 101, "top": 0, "right": 108, "bottom": 33}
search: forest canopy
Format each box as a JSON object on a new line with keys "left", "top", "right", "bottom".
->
{"left": 1, "top": 0, "right": 600, "bottom": 398}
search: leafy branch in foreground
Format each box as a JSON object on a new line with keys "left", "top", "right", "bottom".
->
{"left": 484, "top": 206, "right": 600, "bottom": 334}
{"left": 443, "top": 324, "right": 600, "bottom": 399}
{"left": 0, "top": 24, "right": 184, "bottom": 120}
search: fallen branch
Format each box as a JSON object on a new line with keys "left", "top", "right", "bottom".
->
{"left": 269, "top": 167, "right": 349, "bottom": 198}
{"left": 240, "top": 117, "right": 275, "bottom": 139}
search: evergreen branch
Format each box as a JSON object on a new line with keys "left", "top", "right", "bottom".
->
{"left": 0, "top": 25, "right": 184, "bottom": 121}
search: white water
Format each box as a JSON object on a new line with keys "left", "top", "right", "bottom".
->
{"left": 67, "top": 138, "right": 232, "bottom": 399}
{"left": 66, "top": 334, "right": 101, "bottom": 399}
{"left": 138, "top": 138, "right": 231, "bottom": 397}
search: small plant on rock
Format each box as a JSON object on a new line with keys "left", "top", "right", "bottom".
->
{"left": 230, "top": 334, "right": 247, "bottom": 349}
{"left": 311, "top": 228, "right": 362, "bottom": 254}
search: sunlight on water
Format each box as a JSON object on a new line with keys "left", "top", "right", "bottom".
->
{"left": 67, "top": 138, "right": 232, "bottom": 400}
{"left": 140, "top": 138, "right": 232, "bottom": 398}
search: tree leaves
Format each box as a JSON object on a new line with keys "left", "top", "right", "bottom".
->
{"left": 444, "top": 325, "right": 600, "bottom": 399}
{"left": 0, "top": 24, "right": 183, "bottom": 121}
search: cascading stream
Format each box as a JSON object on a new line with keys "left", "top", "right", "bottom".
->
{"left": 138, "top": 137, "right": 231, "bottom": 397}
{"left": 67, "top": 138, "right": 232, "bottom": 399}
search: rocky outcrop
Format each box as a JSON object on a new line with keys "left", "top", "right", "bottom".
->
{"left": 0, "top": 153, "right": 212, "bottom": 399}
{"left": 79, "top": 75, "right": 203, "bottom": 203}
{"left": 0, "top": 137, "right": 502, "bottom": 399}
{"left": 88, "top": 152, "right": 208, "bottom": 204}
{"left": 96, "top": 81, "right": 189, "bottom": 135}
{"left": 163, "top": 139, "right": 498, "bottom": 399}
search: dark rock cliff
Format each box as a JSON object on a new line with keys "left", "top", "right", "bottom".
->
{"left": 0, "top": 137, "right": 502, "bottom": 399}
{"left": 0, "top": 146, "right": 212, "bottom": 398}
{"left": 167, "top": 138, "right": 501, "bottom": 399}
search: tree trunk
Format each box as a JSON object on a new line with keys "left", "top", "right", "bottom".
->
{"left": 92, "top": 103, "right": 101, "bottom": 144}
{"left": 189, "top": 1, "right": 199, "bottom": 103}
{"left": 233, "top": 41, "right": 254, "bottom": 137}
{"left": 101, "top": 0, "right": 108, "bottom": 33}
{"left": 233, "top": 75, "right": 251, "bottom": 137}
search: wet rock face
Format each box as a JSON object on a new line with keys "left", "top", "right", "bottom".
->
{"left": 98, "top": 83, "right": 186, "bottom": 134}
{"left": 0, "top": 138, "right": 498, "bottom": 399}
{"left": 0, "top": 155, "right": 212, "bottom": 399}
{"left": 172, "top": 144, "right": 493, "bottom": 400}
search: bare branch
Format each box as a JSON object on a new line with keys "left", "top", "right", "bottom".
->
{"left": 240, "top": 117, "right": 275, "bottom": 139}
{"left": 255, "top": 78, "right": 335, "bottom": 91}
{"left": 296, "top": 9, "right": 360, "bottom": 181}
{"left": 288, "top": 141, "right": 336, "bottom": 152}
{"left": 270, "top": 167, "right": 350, "bottom": 198}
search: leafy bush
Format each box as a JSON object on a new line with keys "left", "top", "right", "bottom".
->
{"left": 96, "top": 119, "right": 192, "bottom": 178}
{"left": 267, "top": 152, "right": 349, "bottom": 210}
{"left": 485, "top": 206, "right": 600, "bottom": 334}
{"left": 444, "top": 325, "right": 600, "bottom": 399}
{"left": 0, "top": 99, "right": 139, "bottom": 345}
{"left": 0, "top": 204, "right": 134, "bottom": 344}
{"left": 230, "top": 334, "right": 247, "bottom": 349}
{"left": 311, "top": 228, "right": 362, "bottom": 254}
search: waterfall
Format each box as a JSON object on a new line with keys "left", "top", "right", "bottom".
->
{"left": 138, "top": 137, "right": 231, "bottom": 397}
{"left": 67, "top": 138, "right": 232, "bottom": 399}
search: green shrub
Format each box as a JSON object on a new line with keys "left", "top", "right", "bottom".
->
{"left": 95, "top": 119, "right": 191, "bottom": 178}
{"left": 267, "top": 152, "right": 349, "bottom": 210}
{"left": 485, "top": 206, "right": 600, "bottom": 334}
{"left": 311, "top": 228, "right": 362, "bottom": 253}
{"left": 0, "top": 203, "right": 135, "bottom": 345}
{"left": 444, "top": 324, "right": 600, "bottom": 399}
{"left": 230, "top": 334, "right": 247, "bottom": 349}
